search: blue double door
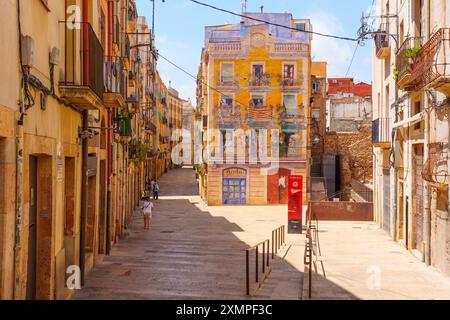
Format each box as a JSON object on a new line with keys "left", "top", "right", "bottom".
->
{"left": 222, "top": 178, "right": 246, "bottom": 205}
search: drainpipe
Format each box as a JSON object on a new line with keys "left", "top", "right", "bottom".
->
{"left": 79, "top": 0, "right": 89, "bottom": 286}
{"left": 13, "top": 0, "right": 25, "bottom": 299}
{"left": 105, "top": 0, "right": 113, "bottom": 255}
{"left": 80, "top": 110, "right": 89, "bottom": 286}
{"left": 423, "top": 91, "right": 431, "bottom": 265}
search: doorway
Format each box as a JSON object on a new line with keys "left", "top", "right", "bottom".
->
{"left": 413, "top": 145, "right": 424, "bottom": 252}
{"left": 27, "top": 155, "right": 53, "bottom": 299}
{"left": 98, "top": 160, "right": 106, "bottom": 255}
{"left": 398, "top": 181, "right": 404, "bottom": 241}
{"left": 267, "top": 168, "right": 291, "bottom": 204}
{"left": 26, "top": 156, "right": 38, "bottom": 300}
{"left": 64, "top": 157, "right": 76, "bottom": 278}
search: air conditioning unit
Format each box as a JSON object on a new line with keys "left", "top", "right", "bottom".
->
{"left": 21, "top": 35, "right": 35, "bottom": 67}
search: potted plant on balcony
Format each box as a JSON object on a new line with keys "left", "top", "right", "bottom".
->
{"left": 405, "top": 47, "right": 421, "bottom": 65}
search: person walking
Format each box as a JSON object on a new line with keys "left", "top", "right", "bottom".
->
{"left": 152, "top": 180, "right": 159, "bottom": 200}
{"left": 140, "top": 196, "right": 154, "bottom": 230}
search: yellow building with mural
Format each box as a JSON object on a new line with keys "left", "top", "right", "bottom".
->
{"left": 197, "top": 12, "right": 312, "bottom": 206}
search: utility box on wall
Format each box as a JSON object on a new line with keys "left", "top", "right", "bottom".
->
{"left": 288, "top": 175, "right": 303, "bottom": 234}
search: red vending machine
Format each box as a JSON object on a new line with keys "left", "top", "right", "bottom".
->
{"left": 288, "top": 175, "right": 303, "bottom": 234}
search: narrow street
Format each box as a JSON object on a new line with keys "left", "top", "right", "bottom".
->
{"left": 74, "top": 167, "right": 305, "bottom": 300}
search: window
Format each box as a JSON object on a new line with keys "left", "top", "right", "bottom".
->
{"left": 295, "top": 23, "right": 306, "bottom": 31}
{"left": 251, "top": 95, "right": 265, "bottom": 108}
{"left": 283, "top": 95, "right": 297, "bottom": 116}
{"left": 338, "top": 82, "right": 343, "bottom": 86}
{"left": 283, "top": 64, "right": 295, "bottom": 79}
{"left": 221, "top": 95, "right": 233, "bottom": 106}
{"left": 252, "top": 64, "right": 264, "bottom": 77}
{"left": 221, "top": 63, "right": 234, "bottom": 83}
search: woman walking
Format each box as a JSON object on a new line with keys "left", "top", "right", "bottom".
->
{"left": 140, "top": 196, "right": 154, "bottom": 230}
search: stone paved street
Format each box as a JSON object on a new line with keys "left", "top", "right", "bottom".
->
{"left": 73, "top": 167, "right": 450, "bottom": 300}
{"left": 304, "top": 222, "right": 450, "bottom": 300}
{"left": 74, "top": 167, "right": 305, "bottom": 300}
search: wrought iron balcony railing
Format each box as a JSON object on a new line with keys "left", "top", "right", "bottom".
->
{"left": 374, "top": 24, "right": 391, "bottom": 59}
{"left": 278, "top": 76, "right": 302, "bottom": 88}
{"left": 409, "top": 28, "right": 450, "bottom": 93}
{"left": 61, "top": 22, "right": 104, "bottom": 100}
{"left": 104, "top": 57, "right": 125, "bottom": 97}
{"left": 372, "top": 118, "right": 391, "bottom": 146}
{"left": 217, "top": 77, "right": 239, "bottom": 88}
{"left": 396, "top": 37, "right": 422, "bottom": 90}
{"left": 248, "top": 73, "right": 270, "bottom": 87}
{"left": 215, "top": 104, "right": 242, "bottom": 125}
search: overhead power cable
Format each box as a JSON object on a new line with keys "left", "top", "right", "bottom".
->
{"left": 156, "top": 52, "right": 251, "bottom": 108}
{"left": 345, "top": 43, "right": 359, "bottom": 77}
{"left": 188, "top": 0, "right": 359, "bottom": 42}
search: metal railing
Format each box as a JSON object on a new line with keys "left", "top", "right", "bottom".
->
{"left": 271, "top": 225, "right": 285, "bottom": 258}
{"left": 351, "top": 179, "right": 373, "bottom": 203}
{"left": 62, "top": 22, "right": 104, "bottom": 99}
{"left": 304, "top": 204, "right": 325, "bottom": 299}
{"left": 374, "top": 23, "right": 390, "bottom": 56}
{"left": 245, "top": 239, "right": 270, "bottom": 296}
{"left": 248, "top": 74, "right": 270, "bottom": 87}
{"left": 104, "top": 56, "right": 125, "bottom": 97}
{"left": 372, "top": 117, "right": 391, "bottom": 144}
{"left": 245, "top": 225, "right": 286, "bottom": 296}
{"left": 396, "top": 37, "right": 422, "bottom": 89}
{"left": 409, "top": 28, "right": 450, "bottom": 91}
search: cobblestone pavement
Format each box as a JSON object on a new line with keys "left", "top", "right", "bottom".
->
{"left": 74, "top": 167, "right": 304, "bottom": 300}
{"left": 304, "top": 221, "right": 450, "bottom": 300}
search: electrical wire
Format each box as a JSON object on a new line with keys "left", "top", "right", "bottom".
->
{"left": 345, "top": 43, "right": 359, "bottom": 77}
{"left": 188, "top": 0, "right": 359, "bottom": 42}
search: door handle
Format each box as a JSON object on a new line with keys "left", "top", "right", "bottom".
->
{"left": 29, "top": 223, "right": 35, "bottom": 228}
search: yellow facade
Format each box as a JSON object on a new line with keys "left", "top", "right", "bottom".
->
{"left": 0, "top": 0, "right": 180, "bottom": 300}
{"left": 197, "top": 13, "right": 312, "bottom": 206}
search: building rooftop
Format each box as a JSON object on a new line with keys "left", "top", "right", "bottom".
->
{"left": 205, "top": 12, "right": 310, "bottom": 45}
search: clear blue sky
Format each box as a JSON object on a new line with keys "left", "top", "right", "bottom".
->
{"left": 135, "top": 0, "right": 375, "bottom": 102}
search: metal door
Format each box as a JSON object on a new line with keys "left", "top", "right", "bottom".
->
{"left": 222, "top": 178, "right": 246, "bottom": 205}
{"left": 26, "top": 156, "right": 37, "bottom": 300}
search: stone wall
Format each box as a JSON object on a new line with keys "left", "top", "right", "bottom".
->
{"left": 324, "top": 125, "right": 373, "bottom": 192}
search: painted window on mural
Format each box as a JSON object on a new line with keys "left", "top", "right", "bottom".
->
{"left": 221, "top": 63, "right": 234, "bottom": 83}
{"left": 251, "top": 95, "right": 265, "bottom": 108}
{"left": 221, "top": 95, "right": 233, "bottom": 106}
{"left": 252, "top": 64, "right": 264, "bottom": 77}
{"left": 283, "top": 64, "right": 295, "bottom": 79}
{"left": 283, "top": 95, "right": 297, "bottom": 116}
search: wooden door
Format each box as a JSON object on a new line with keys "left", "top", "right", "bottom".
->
{"left": 26, "top": 156, "right": 38, "bottom": 300}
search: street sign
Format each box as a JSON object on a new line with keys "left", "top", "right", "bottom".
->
{"left": 288, "top": 175, "right": 303, "bottom": 234}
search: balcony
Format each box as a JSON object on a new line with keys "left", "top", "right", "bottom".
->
{"left": 103, "top": 57, "right": 126, "bottom": 109}
{"left": 396, "top": 37, "right": 422, "bottom": 90}
{"left": 247, "top": 106, "right": 273, "bottom": 126}
{"left": 117, "top": 114, "right": 132, "bottom": 137}
{"left": 278, "top": 76, "right": 302, "bottom": 88}
{"left": 215, "top": 104, "right": 242, "bottom": 128}
{"left": 60, "top": 22, "right": 104, "bottom": 110}
{"left": 273, "top": 42, "right": 307, "bottom": 53}
{"left": 248, "top": 73, "right": 270, "bottom": 87}
{"left": 409, "top": 28, "right": 450, "bottom": 95}
{"left": 216, "top": 77, "right": 239, "bottom": 89}
{"left": 207, "top": 41, "right": 241, "bottom": 54}
{"left": 146, "top": 122, "right": 157, "bottom": 134}
{"left": 374, "top": 24, "right": 391, "bottom": 59}
{"left": 372, "top": 118, "right": 391, "bottom": 148}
